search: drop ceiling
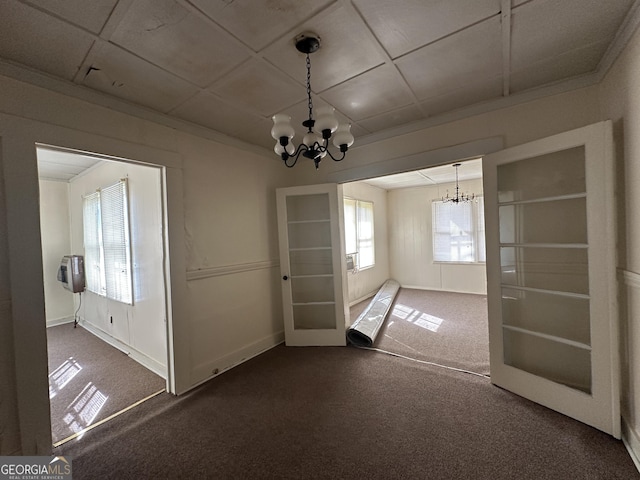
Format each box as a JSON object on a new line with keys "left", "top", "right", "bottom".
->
{"left": 2, "top": 0, "right": 639, "bottom": 157}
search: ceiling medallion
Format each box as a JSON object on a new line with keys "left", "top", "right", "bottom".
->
{"left": 271, "top": 32, "right": 354, "bottom": 169}
{"left": 442, "top": 163, "right": 476, "bottom": 204}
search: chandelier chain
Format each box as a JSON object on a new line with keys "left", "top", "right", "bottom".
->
{"left": 306, "top": 54, "right": 313, "bottom": 129}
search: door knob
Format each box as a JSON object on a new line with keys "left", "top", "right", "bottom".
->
{"left": 282, "top": 275, "right": 288, "bottom": 280}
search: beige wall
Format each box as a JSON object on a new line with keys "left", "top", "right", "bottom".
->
{"left": 38, "top": 180, "right": 74, "bottom": 325}
{"left": 599, "top": 23, "right": 640, "bottom": 459}
{"left": 342, "top": 181, "right": 389, "bottom": 305}
{"left": 388, "top": 178, "right": 486, "bottom": 294}
{"left": 68, "top": 160, "right": 167, "bottom": 375}
{"left": 3, "top": 23, "right": 640, "bottom": 459}
{"left": 0, "top": 74, "right": 294, "bottom": 454}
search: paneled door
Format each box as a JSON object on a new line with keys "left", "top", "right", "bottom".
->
{"left": 483, "top": 121, "right": 620, "bottom": 437}
{"left": 276, "top": 183, "right": 348, "bottom": 346}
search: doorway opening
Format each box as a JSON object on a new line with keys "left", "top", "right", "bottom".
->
{"left": 342, "top": 158, "right": 489, "bottom": 376}
{"left": 37, "top": 145, "right": 171, "bottom": 446}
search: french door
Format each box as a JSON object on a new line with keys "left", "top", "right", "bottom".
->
{"left": 276, "top": 183, "right": 348, "bottom": 346}
{"left": 483, "top": 121, "right": 620, "bottom": 437}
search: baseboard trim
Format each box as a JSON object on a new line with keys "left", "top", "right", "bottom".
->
{"left": 78, "top": 319, "right": 167, "bottom": 380}
{"left": 400, "top": 285, "right": 487, "bottom": 296}
{"left": 621, "top": 269, "right": 640, "bottom": 289}
{"left": 622, "top": 418, "right": 640, "bottom": 473}
{"left": 349, "top": 291, "right": 377, "bottom": 307}
{"left": 189, "top": 331, "right": 285, "bottom": 391}
{"left": 46, "top": 316, "right": 74, "bottom": 328}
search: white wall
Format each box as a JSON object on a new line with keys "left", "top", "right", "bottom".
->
{"left": 0, "top": 72, "right": 294, "bottom": 454}
{"left": 4, "top": 21, "right": 640, "bottom": 458}
{"left": 343, "top": 181, "right": 389, "bottom": 305}
{"left": 38, "top": 180, "right": 74, "bottom": 325}
{"left": 68, "top": 160, "right": 166, "bottom": 375}
{"left": 598, "top": 23, "right": 640, "bottom": 461}
{"left": 388, "top": 178, "right": 486, "bottom": 294}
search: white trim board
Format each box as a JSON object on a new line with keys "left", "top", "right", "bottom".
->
{"left": 623, "top": 418, "right": 640, "bottom": 473}
{"left": 79, "top": 319, "right": 167, "bottom": 380}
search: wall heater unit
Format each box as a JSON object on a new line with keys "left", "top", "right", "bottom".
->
{"left": 57, "top": 255, "right": 85, "bottom": 293}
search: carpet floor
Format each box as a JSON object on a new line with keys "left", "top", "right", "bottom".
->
{"left": 47, "top": 324, "right": 165, "bottom": 444}
{"left": 58, "top": 345, "right": 639, "bottom": 479}
{"left": 351, "top": 288, "right": 490, "bottom": 375}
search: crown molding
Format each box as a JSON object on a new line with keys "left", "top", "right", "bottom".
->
{"left": 0, "top": 58, "right": 274, "bottom": 159}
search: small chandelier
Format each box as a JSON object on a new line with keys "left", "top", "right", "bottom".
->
{"left": 271, "top": 32, "right": 354, "bottom": 170}
{"left": 442, "top": 163, "right": 475, "bottom": 204}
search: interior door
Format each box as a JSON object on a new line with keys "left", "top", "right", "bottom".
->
{"left": 483, "top": 121, "right": 620, "bottom": 437}
{"left": 276, "top": 183, "right": 348, "bottom": 346}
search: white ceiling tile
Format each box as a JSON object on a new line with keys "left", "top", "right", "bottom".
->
{"left": 321, "top": 64, "right": 413, "bottom": 120}
{"left": 361, "top": 158, "right": 482, "bottom": 190}
{"left": 397, "top": 16, "right": 502, "bottom": 101}
{"left": 354, "top": 0, "right": 501, "bottom": 58}
{"left": 189, "top": 0, "right": 335, "bottom": 51}
{"left": 210, "top": 59, "right": 306, "bottom": 117}
{"left": 358, "top": 104, "right": 425, "bottom": 132}
{"left": 82, "top": 43, "right": 199, "bottom": 112}
{"left": 36, "top": 147, "right": 104, "bottom": 181}
{"left": 110, "top": 0, "right": 250, "bottom": 87}
{"left": 511, "top": 0, "right": 636, "bottom": 71}
{"left": 171, "top": 91, "right": 264, "bottom": 141}
{"left": 510, "top": 41, "right": 607, "bottom": 92}
{"left": 420, "top": 76, "right": 503, "bottom": 117}
{"left": 0, "top": 1, "right": 95, "bottom": 80}
{"left": 262, "top": 5, "right": 386, "bottom": 93}
{"left": 24, "top": 0, "right": 117, "bottom": 34}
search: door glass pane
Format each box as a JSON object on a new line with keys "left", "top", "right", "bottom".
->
{"left": 503, "top": 328, "right": 591, "bottom": 393}
{"left": 497, "top": 146, "right": 592, "bottom": 395}
{"left": 500, "top": 247, "right": 589, "bottom": 294}
{"left": 499, "top": 197, "right": 587, "bottom": 244}
{"left": 293, "top": 304, "right": 336, "bottom": 330}
{"left": 497, "top": 147, "right": 585, "bottom": 203}
{"left": 501, "top": 287, "right": 590, "bottom": 345}
{"left": 290, "top": 250, "right": 333, "bottom": 276}
{"left": 287, "top": 193, "right": 330, "bottom": 221}
{"left": 287, "top": 222, "right": 331, "bottom": 249}
{"left": 291, "top": 276, "right": 335, "bottom": 303}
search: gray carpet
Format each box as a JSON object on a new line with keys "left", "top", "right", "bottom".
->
{"left": 351, "top": 288, "right": 490, "bottom": 375}
{"left": 47, "top": 324, "right": 165, "bottom": 444}
{"left": 58, "top": 345, "right": 638, "bottom": 479}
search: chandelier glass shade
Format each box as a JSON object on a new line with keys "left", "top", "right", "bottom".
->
{"left": 271, "top": 33, "right": 354, "bottom": 169}
{"left": 442, "top": 163, "right": 476, "bottom": 204}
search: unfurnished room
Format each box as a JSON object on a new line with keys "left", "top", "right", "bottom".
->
{"left": 2, "top": 1, "right": 640, "bottom": 479}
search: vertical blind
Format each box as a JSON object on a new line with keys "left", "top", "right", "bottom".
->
{"left": 82, "top": 179, "right": 133, "bottom": 305}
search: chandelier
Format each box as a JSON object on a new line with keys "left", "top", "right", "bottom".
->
{"left": 271, "top": 32, "right": 354, "bottom": 170}
{"left": 442, "top": 163, "right": 475, "bottom": 204}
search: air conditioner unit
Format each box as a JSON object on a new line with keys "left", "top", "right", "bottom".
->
{"left": 57, "top": 255, "right": 85, "bottom": 293}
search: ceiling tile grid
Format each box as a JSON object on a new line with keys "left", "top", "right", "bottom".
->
{"left": 0, "top": 1, "right": 96, "bottom": 80}
{"left": 4, "top": 0, "right": 640, "bottom": 153}
{"left": 109, "top": 0, "right": 251, "bottom": 88}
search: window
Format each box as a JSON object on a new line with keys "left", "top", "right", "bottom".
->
{"left": 82, "top": 179, "right": 133, "bottom": 304}
{"left": 344, "top": 198, "right": 375, "bottom": 270}
{"left": 432, "top": 196, "right": 485, "bottom": 263}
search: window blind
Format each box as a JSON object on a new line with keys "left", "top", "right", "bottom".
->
{"left": 82, "top": 192, "right": 103, "bottom": 294}
{"left": 432, "top": 197, "right": 484, "bottom": 263}
{"left": 100, "top": 180, "right": 133, "bottom": 305}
